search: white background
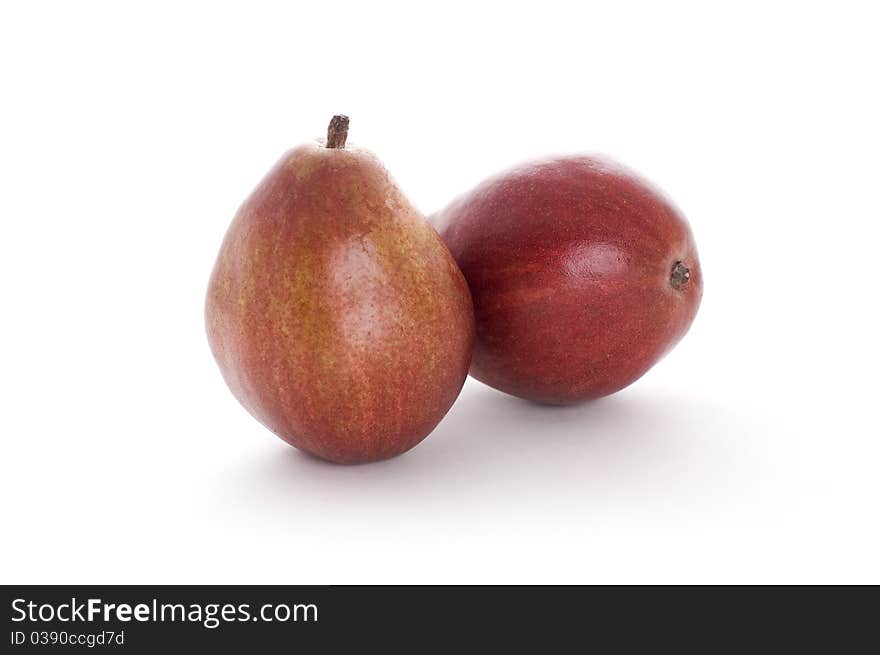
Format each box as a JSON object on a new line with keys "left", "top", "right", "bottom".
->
{"left": 2, "top": 1, "right": 878, "bottom": 584}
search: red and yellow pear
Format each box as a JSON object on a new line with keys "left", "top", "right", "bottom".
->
{"left": 206, "top": 116, "right": 474, "bottom": 463}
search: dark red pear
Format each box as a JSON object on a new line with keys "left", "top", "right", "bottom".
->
{"left": 434, "top": 155, "right": 702, "bottom": 405}
{"left": 206, "top": 116, "right": 474, "bottom": 463}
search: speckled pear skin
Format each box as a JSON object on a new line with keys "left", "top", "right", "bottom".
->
{"left": 206, "top": 139, "right": 474, "bottom": 464}
{"left": 433, "top": 155, "right": 701, "bottom": 405}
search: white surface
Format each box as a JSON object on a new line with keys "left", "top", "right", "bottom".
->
{"left": 1, "top": 1, "right": 878, "bottom": 584}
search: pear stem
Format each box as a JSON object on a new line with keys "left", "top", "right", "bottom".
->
{"left": 326, "top": 115, "right": 350, "bottom": 149}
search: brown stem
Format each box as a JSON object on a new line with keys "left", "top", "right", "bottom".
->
{"left": 326, "top": 115, "right": 350, "bottom": 148}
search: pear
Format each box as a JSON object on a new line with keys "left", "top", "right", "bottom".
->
{"left": 434, "top": 155, "right": 701, "bottom": 405}
{"left": 206, "top": 116, "right": 474, "bottom": 463}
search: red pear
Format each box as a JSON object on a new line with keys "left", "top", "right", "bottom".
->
{"left": 206, "top": 116, "right": 474, "bottom": 463}
{"left": 434, "top": 155, "right": 702, "bottom": 404}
